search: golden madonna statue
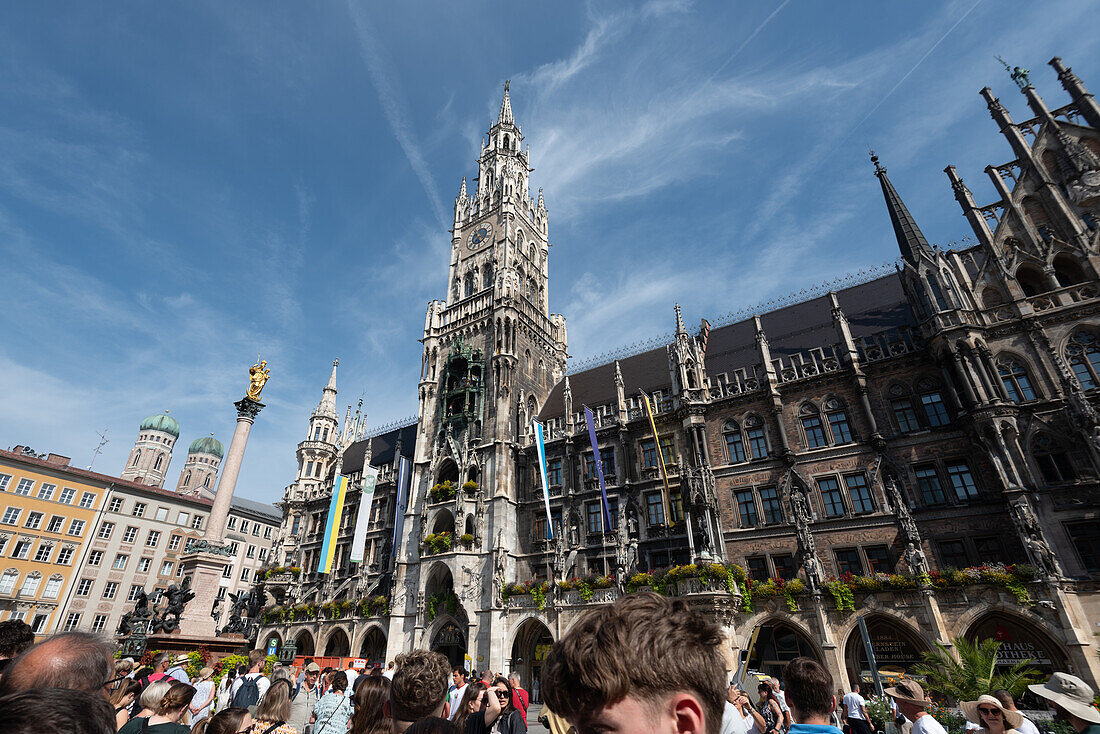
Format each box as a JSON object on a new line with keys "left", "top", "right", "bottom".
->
{"left": 247, "top": 359, "right": 270, "bottom": 401}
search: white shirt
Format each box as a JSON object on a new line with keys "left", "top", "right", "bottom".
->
{"left": 1017, "top": 715, "right": 1040, "bottom": 734}
{"left": 447, "top": 683, "right": 468, "bottom": 721}
{"left": 229, "top": 672, "right": 270, "bottom": 704}
{"left": 844, "top": 692, "right": 867, "bottom": 720}
{"left": 383, "top": 668, "right": 395, "bottom": 680}
{"left": 721, "top": 702, "right": 749, "bottom": 734}
{"left": 344, "top": 667, "right": 358, "bottom": 690}
{"left": 913, "top": 714, "right": 948, "bottom": 734}
{"left": 167, "top": 665, "right": 191, "bottom": 685}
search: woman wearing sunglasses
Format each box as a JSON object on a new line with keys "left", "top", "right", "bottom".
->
{"left": 485, "top": 677, "right": 526, "bottom": 734}
{"left": 961, "top": 695, "right": 1025, "bottom": 734}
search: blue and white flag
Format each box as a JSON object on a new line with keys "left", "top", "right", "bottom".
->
{"left": 532, "top": 421, "right": 554, "bottom": 539}
{"left": 583, "top": 406, "right": 613, "bottom": 533}
{"left": 349, "top": 466, "right": 379, "bottom": 564}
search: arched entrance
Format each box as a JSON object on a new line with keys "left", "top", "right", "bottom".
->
{"left": 360, "top": 626, "right": 387, "bottom": 665}
{"left": 965, "top": 612, "right": 1069, "bottom": 677}
{"left": 325, "top": 628, "right": 350, "bottom": 657}
{"left": 294, "top": 630, "right": 315, "bottom": 657}
{"left": 431, "top": 620, "right": 466, "bottom": 668}
{"left": 510, "top": 618, "right": 553, "bottom": 703}
{"left": 844, "top": 616, "right": 931, "bottom": 689}
{"left": 746, "top": 620, "right": 821, "bottom": 678}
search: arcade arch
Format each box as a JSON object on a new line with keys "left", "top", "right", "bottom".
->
{"left": 294, "top": 630, "right": 316, "bottom": 657}
{"left": 965, "top": 611, "right": 1069, "bottom": 677}
{"left": 745, "top": 619, "right": 821, "bottom": 679}
{"left": 359, "top": 625, "right": 387, "bottom": 664}
{"left": 842, "top": 615, "right": 931, "bottom": 688}
{"left": 325, "top": 628, "right": 350, "bottom": 657}
{"left": 510, "top": 617, "right": 553, "bottom": 703}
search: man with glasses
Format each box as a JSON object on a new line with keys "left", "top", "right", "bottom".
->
{"left": 289, "top": 662, "right": 323, "bottom": 733}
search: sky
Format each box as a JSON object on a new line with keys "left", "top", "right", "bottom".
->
{"left": 2, "top": 0, "right": 1097, "bottom": 505}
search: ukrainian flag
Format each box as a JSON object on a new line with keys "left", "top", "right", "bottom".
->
{"left": 317, "top": 474, "right": 349, "bottom": 574}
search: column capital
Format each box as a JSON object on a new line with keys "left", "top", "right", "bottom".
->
{"left": 235, "top": 397, "right": 265, "bottom": 421}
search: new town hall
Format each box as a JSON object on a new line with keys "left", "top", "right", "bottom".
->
{"left": 256, "top": 59, "right": 1100, "bottom": 691}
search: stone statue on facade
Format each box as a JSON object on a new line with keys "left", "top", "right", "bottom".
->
{"left": 791, "top": 490, "right": 811, "bottom": 525}
{"left": 1010, "top": 497, "right": 1042, "bottom": 537}
{"left": 247, "top": 359, "right": 270, "bottom": 401}
{"left": 802, "top": 553, "right": 822, "bottom": 591}
{"left": 1025, "top": 533, "right": 1063, "bottom": 578}
{"left": 492, "top": 532, "right": 507, "bottom": 608}
{"left": 220, "top": 591, "right": 251, "bottom": 635}
{"left": 614, "top": 530, "right": 628, "bottom": 584}
{"left": 904, "top": 542, "right": 929, "bottom": 575}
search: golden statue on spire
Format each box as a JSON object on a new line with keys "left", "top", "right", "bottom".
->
{"left": 247, "top": 357, "right": 270, "bottom": 401}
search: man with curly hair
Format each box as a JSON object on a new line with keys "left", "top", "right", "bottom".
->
{"left": 385, "top": 649, "right": 452, "bottom": 733}
{"left": 542, "top": 591, "right": 728, "bottom": 734}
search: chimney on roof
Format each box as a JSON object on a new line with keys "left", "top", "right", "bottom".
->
{"left": 45, "top": 453, "right": 71, "bottom": 466}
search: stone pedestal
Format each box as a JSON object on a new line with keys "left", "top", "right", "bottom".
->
{"left": 178, "top": 551, "right": 230, "bottom": 638}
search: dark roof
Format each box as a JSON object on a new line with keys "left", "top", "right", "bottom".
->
{"left": 339, "top": 421, "right": 418, "bottom": 476}
{"left": 538, "top": 273, "right": 912, "bottom": 421}
{"left": 229, "top": 497, "right": 282, "bottom": 522}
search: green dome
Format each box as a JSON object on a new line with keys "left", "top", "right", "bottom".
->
{"left": 188, "top": 436, "right": 224, "bottom": 459}
{"left": 140, "top": 413, "right": 180, "bottom": 438}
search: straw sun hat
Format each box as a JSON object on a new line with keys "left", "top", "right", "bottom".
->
{"left": 961, "top": 695, "right": 1024, "bottom": 729}
{"left": 1029, "top": 673, "right": 1100, "bottom": 725}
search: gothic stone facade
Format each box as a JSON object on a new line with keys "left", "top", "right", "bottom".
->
{"left": 260, "top": 60, "right": 1100, "bottom": 691}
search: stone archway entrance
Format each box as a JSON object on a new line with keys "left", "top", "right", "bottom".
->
{"left": 966, "top": 612, "right": 1069, "bottom": 677}
{"left": 431, "top": 620, "right": 467, "bottom": 668}
{"left": 746, "top": 620, "right": 821, "bottom": 679}
{"left": 294, "top": 630, "right": 316, "bottom": 657}
{"left": 360, "top": 626, "right": 387, "bottom": 665}
{"left": 844, "top": 616, "right": 930, "bottom": 689}
{"left": 510, "top": 618, "right": 553, "bottom": 703}
{"left": 325, "top": 628, "right": 350, "bottom": 657}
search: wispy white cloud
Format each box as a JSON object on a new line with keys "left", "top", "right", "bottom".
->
{"left": 344, "top": 2, "right": 448, "bottom": 229}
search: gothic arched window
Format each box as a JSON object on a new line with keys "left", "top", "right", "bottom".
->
{"left": 464, "top": 271, "right": 476, "bottom": 299}
{"left": 483, "top": 263, "right": 493, "bottom": 290}
{"left": 799, "top": 403, "right": 827, "bottom": 449}
{"left": 1032, "top": 434, "right": 1076, "bottom": 484}
{"left": 153, "top": 454, "right": 163, "bottom": 471}
{"left": 131, "top": 450, "right": 141, "bottom": 467}
{"left": 823, "top": 397, "right": 853, "bottom": 444}
{"left": 1067, "top": 331, "right": 1100, "bottom": 390}
{"left": 996, "top": 359, "right": 1037, "bottom": 402}
{"left": 182, "top": 471, "right": 192, "bottom": 487}
{"left": 722, "top": 420, "right": 746, "bottom": 463}
{"left": 744, "top": 414, "right": 768, "bottom": 460}
{"left": 926, "top": 275, "right": 949, "bottom": 311}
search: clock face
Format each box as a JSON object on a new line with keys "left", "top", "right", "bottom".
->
{"left": 469, "top": 222, "right": 492, "bottom": 249}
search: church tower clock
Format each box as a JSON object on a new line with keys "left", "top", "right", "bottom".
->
{"left": 387, "top": 85, "right": 568, "bottom": 669}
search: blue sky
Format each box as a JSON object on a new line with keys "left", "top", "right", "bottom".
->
{"left": 2, "top": 0, "right": 1097, "bottom": 504}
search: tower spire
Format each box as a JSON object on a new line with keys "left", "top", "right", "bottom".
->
{"left": 313, "top": 359, "right": 339, "bottom": 419}
{"left": 674, "top": 303, "right": 687, "bottom": 335}
{"left": 499, "top": 81, "right": 514, "bottom": 126}
{"left": 871, "top": 151, "right": 933, "bottom": 266}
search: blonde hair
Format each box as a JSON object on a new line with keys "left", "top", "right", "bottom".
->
{"left": 254, "top": 678, "right": 292, "bottom": 723}
{"left": 139, "top": 681, "right": 173, "bottom": 711}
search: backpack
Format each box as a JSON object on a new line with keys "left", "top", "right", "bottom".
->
{"left": 231, "top": 675, "right": 261, "bottom": 709}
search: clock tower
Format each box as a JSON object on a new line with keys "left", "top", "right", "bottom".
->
{"left": 387, "top": 85, "right": 568, "bottom": 669}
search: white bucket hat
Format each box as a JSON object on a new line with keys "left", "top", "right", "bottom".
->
{"left": 1029, "top": 673, "right": 1100, "bottom": 724}
{"left": 961, "top": 695, "right": 1024, "bottom": 729}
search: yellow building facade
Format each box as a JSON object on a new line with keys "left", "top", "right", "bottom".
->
{"left": 0, "top": 447, "right": 106, "bottom": 637}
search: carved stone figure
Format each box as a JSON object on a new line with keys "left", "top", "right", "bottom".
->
{"left": 1010, "top": 497, "right": 1042, "bottom": 537}
{"left": 802, "top": 554, "right": 822, "bottom": 590}
{"left": 1025, "top": 533, "right": 1062, "bottom": 578}
{"left": 614, "top": 530, "right": 628, "bottom": 583}
{"left": 904, "top": 542, "right": 929, "bottom": 575}
{"left": 492, "top": 536, "right": 507, "bottom": 608}
{"left": 247, "top": 359, "right": 270, "bottom": 401}
{"left": 626, "top": 538, "right": 638, "bottom": 576}
{"left": 791, "top": 490, "right": 811, "bottom": 525}
{"left": 164, "top": 577, "right": 195, "bottom": 617}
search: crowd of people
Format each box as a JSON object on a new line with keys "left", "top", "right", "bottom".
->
{"left": 0, "top": 595, "right": 1098, "bottom": 734}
